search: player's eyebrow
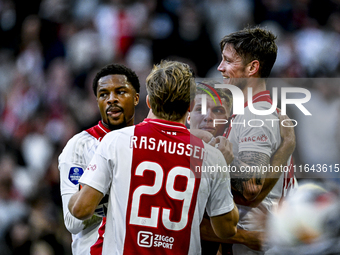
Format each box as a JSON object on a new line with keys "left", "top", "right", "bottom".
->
{"left": 115, "top": 85, "right": 129, "bottom": 89}
{"left": 98, "top": 85, "right": 129, "bottom": 92}
{"left": 98, "top": 88, "right": 108, "bottom": 93}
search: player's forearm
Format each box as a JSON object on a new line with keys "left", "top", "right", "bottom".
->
{"left": 232, "top": 137, "right": 295, "bottom": 207}
{"left": 269, "top": 137, "right": 295, "bottom": 177}
{"left": 68, "top": 190, "right": 94, "bottom": 220}
{"left": 210, "top": 204, "right": 239, "bottom": 239}
{"left": 200, "top": 218, "right": 262, "bottom": 251}
{"left": 249, "top": 139, "right": 295, "bottom": 204}
{"left": 69, "top": 185, "right": 104, "bottom": 220}
{"left": 230, "top": 153, "right": 269, "bottom": 201}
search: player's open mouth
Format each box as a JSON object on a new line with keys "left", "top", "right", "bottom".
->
{"left": 107, "top": 107, "right": 123, "bottom": 118}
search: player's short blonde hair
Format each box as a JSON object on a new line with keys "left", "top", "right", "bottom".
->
{"left": 146, "top": 60, "right": 196, "bottom": 121}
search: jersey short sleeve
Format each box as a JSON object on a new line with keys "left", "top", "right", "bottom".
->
{"left": 79, "top": 132, "right": 116, "bottom": 195}
{"left": 59, "top": 131, "right": 99, "bottom": 196}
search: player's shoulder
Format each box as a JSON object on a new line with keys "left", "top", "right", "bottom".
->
{"left": 101, "top": 126, "right": 135, "bottom": 142}
{"left": 65, "top": 130, "right": 97, "bottom": 148}
{"left": 59, "top": 130, "right": 97, "bottom": 159}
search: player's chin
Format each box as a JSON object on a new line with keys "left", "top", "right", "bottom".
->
{"left": 108, "top": 116, "right": 124, "bottom": 126}
{"left": 201, "top": 128, "right": 216, "bottom": 136}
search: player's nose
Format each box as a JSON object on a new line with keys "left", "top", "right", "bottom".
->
{"left": 203, "top": 109, "right": 214, "bottom": 122}
{"left": 217, "top": 61, "right": 225, "bottom": 72}
{"left": 107, "top": 92, "right": 118, "bottom": 104}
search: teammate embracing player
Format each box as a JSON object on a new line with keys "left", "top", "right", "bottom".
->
{"left": 189, "top": 81, "right": 296, "bottom": 254}
{"left": 217, "top": 26, "right": 297, "bottom": 254}
{"left": 59, "top": 64, "right": 140, "bottom": 254}
{"left": 68, "top": 60, "right": 239, "bottom": 254}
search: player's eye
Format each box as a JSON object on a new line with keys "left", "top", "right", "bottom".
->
{"left": 222, "top": 55, "right": 231, "bottom": 63}
{"left": 117, "top": 90, "right": 126, "bottom": 95}
{"left": 213, "top": 107, "right": 226, "bottom": 114}
{"left": 194, "top": 105, "right": 201, "bottom": 112}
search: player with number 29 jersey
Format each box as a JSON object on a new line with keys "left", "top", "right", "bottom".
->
{"left": 79, "top": 118, "right": 235, "bottom": 255}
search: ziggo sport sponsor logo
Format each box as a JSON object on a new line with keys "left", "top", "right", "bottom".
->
{"left": 137, "top": 231, "right": 174, "bottom": 249}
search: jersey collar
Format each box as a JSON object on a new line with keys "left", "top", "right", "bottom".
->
{"left": 223, "top": 90, "right": 273, "bottom": 137}
{"left": 244, "top": 90, "right": 272, "bottom": 108}
{"left": 98, "top": 121, "right": 111, "bottom": 134}
{"left": 143, "top": 118, "right": 188, "bottom": 130}
{"left": 85, "top": 121, "right": 111, "bottom": 140}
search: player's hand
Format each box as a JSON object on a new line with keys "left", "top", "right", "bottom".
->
{"left": 190, "top": 129, "right": 214, "bottom": 143}
{"left": 79, "top": 185, "right": 108, "bottom": 217}
{"left": 82, "top": 214, "right": 102, "bottom": 230}
{"left": 214, "top": 136, "right": 234, "bottom": 165}
{"left": 277, "top": 110, "right": 296, "bottom": 155}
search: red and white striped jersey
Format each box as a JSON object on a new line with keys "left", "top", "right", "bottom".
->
{"left": 225, "top": 91, "right": 297, "bottom": 231}
{"left": 80, "top": 118, "right": 234, "bottom": 255}
{"left": 59, "top": 121, "right": 109, "bottom": 255}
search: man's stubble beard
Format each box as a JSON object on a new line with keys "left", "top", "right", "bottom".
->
{"left": 108, "top": 117, "right": 128, "bottom": 131}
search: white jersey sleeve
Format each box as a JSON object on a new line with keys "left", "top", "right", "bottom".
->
{"left": 58, "top": 130, "right": 104, "bottom": 254}
{"left": 78, "top": 132, "right": 116, "bottom": 195}
{"left": 59, "top": 131, "right": 100, "bottom": 232}
{"left": 59, "top": 131, "right": 99, "bottom": 195}
{"left": 204, "top": 145, "right": 234, "bottom": 217}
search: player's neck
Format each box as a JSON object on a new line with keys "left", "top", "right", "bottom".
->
{"left": 147, "top": 110, "right": 187, "bottom": 125}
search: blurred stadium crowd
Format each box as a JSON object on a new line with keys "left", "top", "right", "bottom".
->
{"left": 0, "top": 0, "right": 340, "bottom": 254}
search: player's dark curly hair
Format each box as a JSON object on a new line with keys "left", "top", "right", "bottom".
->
{"left": 220, "top": 26, "right": 277, "bottom": 78}
{"left": 92, "top": 64, "right": 140, "bottom": 96}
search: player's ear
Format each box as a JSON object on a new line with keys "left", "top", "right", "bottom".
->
{"left": 134, "top": 92, "right": 140, "bottom": 106}
{"left": 146, "top": 95, "right": 151, "bottom": 109}
{"left": 247, "top": 60, "right": 260, "bottom": 77}
{"left": 186, "top": 99, "right": 194, "bottom": 125}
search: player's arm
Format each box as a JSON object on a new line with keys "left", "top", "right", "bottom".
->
{"left": 209, "top": 203, "right": 239, "bottom": 239}
{"left": 59, "top": 155, "right": 101, "bottom": 233}
{"left": 62, "top": 193, "right": 84, "bottom": 234}
{"left": 230, "top": 151, "right": 270, "bottom": 201}
{"left": 190, "top": 129, "right": 214, "bottom": 143}
{"left": 62, "top": 192, "right": 99, "bottom": 233}
{"left": 200, "top": 218, "right": 263, "bottom": 251}
{"left": 232, "top": 113, "right": 296, "bottom": 206}
{"left": 206, "top": 149, "right": 239, "bottom": 239}
{"left": 69, "top": 185, "right": 104, "bottom": 220}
